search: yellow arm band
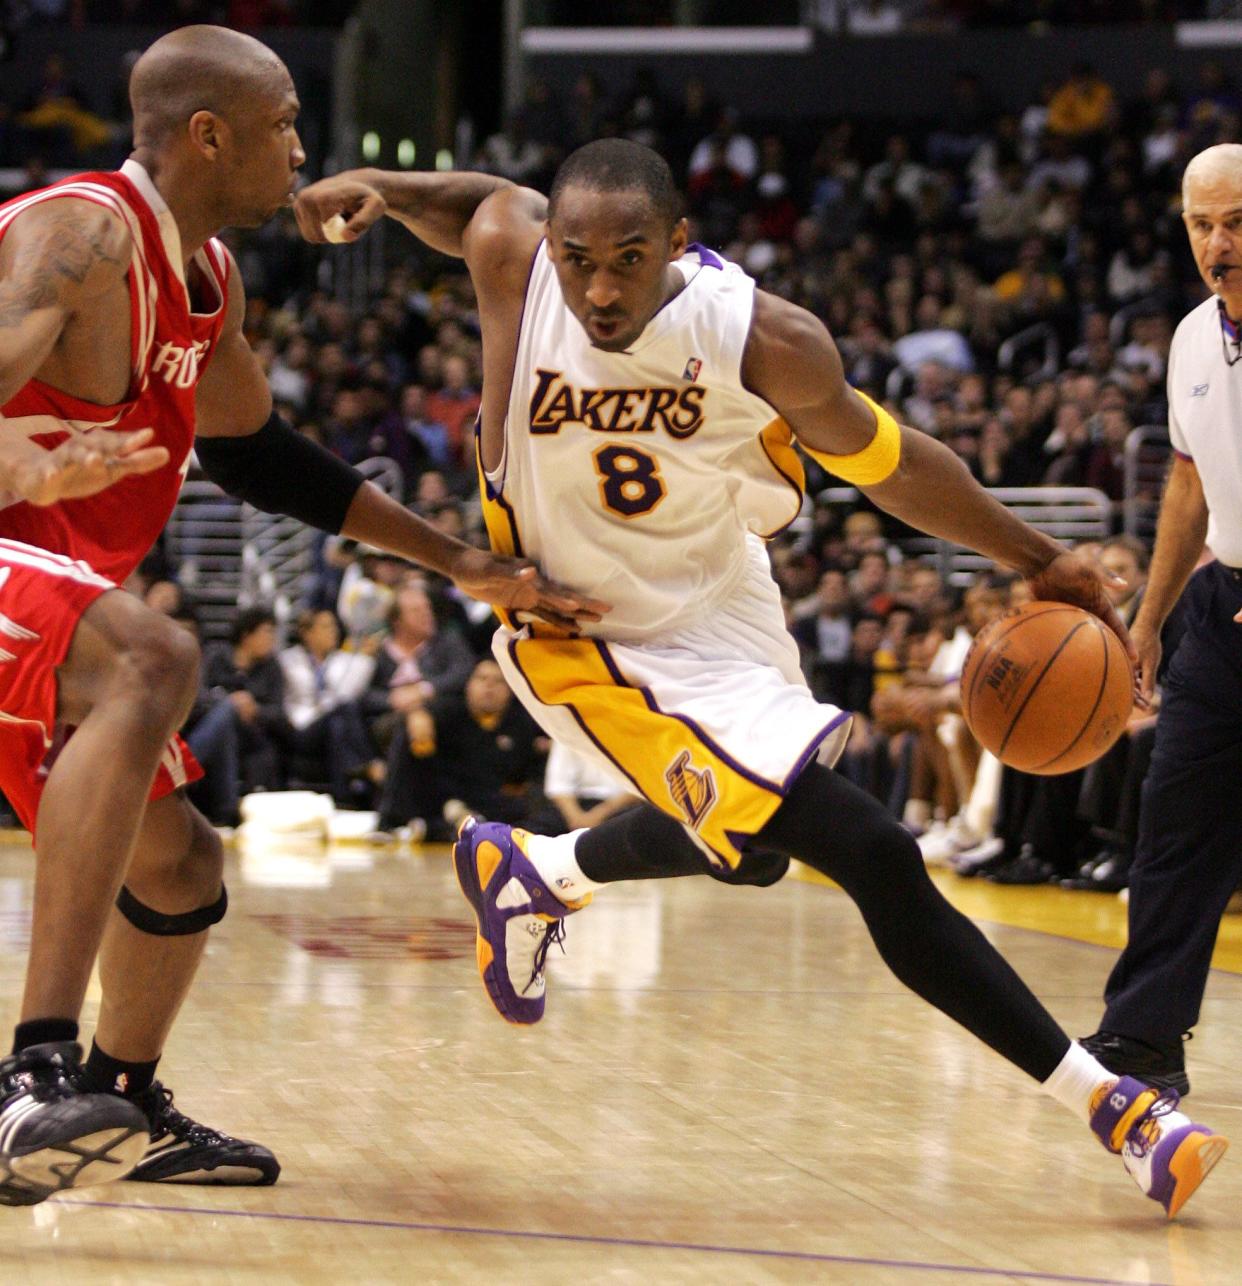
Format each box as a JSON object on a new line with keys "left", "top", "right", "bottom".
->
{"left": 800, "top": 390, "right": 902, "bottom": 486}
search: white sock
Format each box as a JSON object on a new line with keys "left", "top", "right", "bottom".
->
{"left": 1042, "top": 1041, "right": 1116, "bottom": 1124}
{"left": 521, "top": 829, "right": 605, "bottom": 904}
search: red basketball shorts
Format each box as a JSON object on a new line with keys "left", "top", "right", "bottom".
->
{"left": 0, "top": 538, "right": 202, "bottom": 836}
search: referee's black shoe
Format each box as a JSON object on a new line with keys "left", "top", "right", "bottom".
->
{"left": 0, "top": 1042, "right": 148, "bottom": 1206}
{"left": 1080, "top": 1030, "right": 1191, "bottom": 1097}
{"left": 125, "top": 1082, "right": 281, "bottom": 1186}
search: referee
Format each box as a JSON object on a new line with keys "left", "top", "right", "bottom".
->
{"left": 1082, "top": 143, "right": 1242, "bottom": 1094}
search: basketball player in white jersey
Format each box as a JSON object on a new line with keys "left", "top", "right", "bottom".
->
{"left": 297, "top": 140, "right": 1227, "bottom": 1217}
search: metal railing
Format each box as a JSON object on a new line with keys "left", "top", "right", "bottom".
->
{"left": 997, "top": 323, "right": 1060, "bottom": 381}
{"left": 1122, "top": 425, "right": 1171, "bottom": 542}
{"left": 815, "top": 484, "right": 1113, "bottom": 584}
{"left": 166, "top": 455, "right": 404, "bottom": 640}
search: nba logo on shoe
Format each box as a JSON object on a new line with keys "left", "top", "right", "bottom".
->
{"left": 682, "top": 357, "right": 702, "bottom": 383}
{"left": 665, "top": 750, "right": 717, "bottom": 828}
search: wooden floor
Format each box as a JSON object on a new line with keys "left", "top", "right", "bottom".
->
{"left": 1, "top": 829, "right": 1239, "bottom": 1285}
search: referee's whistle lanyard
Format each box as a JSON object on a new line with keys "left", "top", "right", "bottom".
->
{"left": 1217, "top": 299, "right": 1242, "bottom": 365}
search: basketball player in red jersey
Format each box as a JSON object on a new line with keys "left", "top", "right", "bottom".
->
{"left": 0, "top": 26, "right": 606, "bottom": 1206}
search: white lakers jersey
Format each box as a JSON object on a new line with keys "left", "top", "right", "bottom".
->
{"left": 483, "top": 241, "right": 804, "bottom": 641}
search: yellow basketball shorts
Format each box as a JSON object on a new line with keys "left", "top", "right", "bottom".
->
{"left": 494, "top": 557, "right": 851, "bottom": 868}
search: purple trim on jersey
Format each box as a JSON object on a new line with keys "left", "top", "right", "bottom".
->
{"left": 688, "top": 242, "right": 725, "bottom": 270}
{"left": 474, "top": 431, "right": 525, "bottom": 557}
{"left": 593, "top": 640, "right": 784, "bottom": 797}
{"left": 1173, "top": 448, "right": 1194, "bottom": 462}
{"left": 756, "top": 433, "right": 805, "bottom": 540}
{"left": 1219, "top": 298, "right": 1239, "bottom": 344}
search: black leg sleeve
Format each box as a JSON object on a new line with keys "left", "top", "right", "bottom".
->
{"left": 577, "top": 803, "right": 790, "bottom": 887}
{"left": 758, "top": 764, "right": 1070, "bottom": 1082}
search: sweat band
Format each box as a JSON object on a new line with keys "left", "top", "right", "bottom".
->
{"left": 802, "top": 388, "right": 902, "bottom": 486}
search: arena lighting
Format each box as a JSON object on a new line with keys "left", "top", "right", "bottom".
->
{"left": 361, "top": 131, "right": 381, "bottom": 161}
{"left": 397, "top": 138, "right": 416, "bottom": 168}
{"left": 435, "top": 149, "right": 454, "bottom": 171}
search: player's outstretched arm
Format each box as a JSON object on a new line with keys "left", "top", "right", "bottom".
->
{"left": 293, "top": 168, "right": 546, "bottom": 258}
{"left": 194, "top": 254, "right": 607, "bottom": 632}
{"left": 743, "top": 291, "right": 1134, "bottom": 659}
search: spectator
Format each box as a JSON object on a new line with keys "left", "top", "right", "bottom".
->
{"left": 378, "top": 658, "right": 548, "bottom": 839}
{"left": 424, "top": 353, "right": 482, "bottom": 467}
{"left": 201, "top": 607, "right": 286, "bottom": 797}
{"left": 362, "top": 581, "right": 475, "bottom": 755}
{"left": 543, "top": 741, "right": 637, "bottom": 835}
{"left": 278, "top": 609, "right": 379, "bottom": 808}
{"left": 1046, "top": 63, "right": 1116, "bottom": 140}
{"left": 399, "top": 383, "right": 454, "bottom": 473}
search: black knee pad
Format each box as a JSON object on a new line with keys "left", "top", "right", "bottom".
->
{"left": 116, "top": 884, "right": 228, "bottom": 936}
{"left": 708, "top": 848, "right": 791, "bottom": 888}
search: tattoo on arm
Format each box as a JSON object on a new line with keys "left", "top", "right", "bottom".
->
{"left": 0, "top": 206, "right": 128, "bottom": 329}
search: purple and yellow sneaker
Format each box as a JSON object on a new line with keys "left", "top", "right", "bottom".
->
{"left": 1089, "top": 1075, "right": 1229, "bottom": 1218}
{"left": 453, "top": 818, "right": 590, "bottom": 1025}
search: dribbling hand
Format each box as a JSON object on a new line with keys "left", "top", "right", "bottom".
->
{"left": 1026, "top": 549, "right": 1146, "bottom": 705}
{"left": 293, "top": 176, "right": 387, "bottom": 245}
{"left": 449, "top": 548, "right": 611, "bottom": 633}
{"left": 10, "top": 428, "right": 170, "bottom": 507}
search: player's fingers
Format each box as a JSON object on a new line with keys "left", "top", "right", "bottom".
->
{"left": 1096, "top": 598, "right": 1138, "bottom": 668}
{"left": 112, "top": 427, "right": 158, "bottom": 455}
{"left": 292, "top": 193, "right": 328, "bottom": 243}
{"left": 525, "top": 606, "right": 579, "bottom": 633}
{"left": 344, "top": 192, "right": 386, "bottom": 238}
{"left": 113, "top": 446, "right": 170, "bottom": 475}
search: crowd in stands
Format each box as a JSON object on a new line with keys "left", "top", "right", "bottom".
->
{"left": 8, "top": 42, "right": 1241, "bottom": 892}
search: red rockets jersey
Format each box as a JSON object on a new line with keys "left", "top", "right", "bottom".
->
{"left": 0, "top": 160, "right": 230, "bottom": 585}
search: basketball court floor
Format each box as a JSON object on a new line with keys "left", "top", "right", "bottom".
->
{"left": 1, "top": 828, "right": 1239, "bottom": 1284}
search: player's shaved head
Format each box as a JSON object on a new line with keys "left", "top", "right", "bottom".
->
{"left": 130, "top": 24, "right": 290, "bottom": 147}
{"left": 1183, "top": 143, "right": 1242, "bottom": 204}
{"left": 549, "top": 139, "right": 680, "bottom": 229}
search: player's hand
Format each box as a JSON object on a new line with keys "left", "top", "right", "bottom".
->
{"left": 449, "top": 548, "right": 611, "bottom": 632}
{"left": 1128, "top": 619, "right": 1163, "bottom": 707}
{"left": 293, "top": 173, "right": 387, "bottom": 244}
{"left": 10, "top": 428, "right": 170, "bottom": 507}
{"left": 1027, "top": 550, "right": 1137, "bottom": 662}
{"left": 1027, "top": 550, "right": 1145, "bottom": 706}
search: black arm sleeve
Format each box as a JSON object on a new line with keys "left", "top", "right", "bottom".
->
{"left": 195, "top": 411, "right": 367, "bottom": 535}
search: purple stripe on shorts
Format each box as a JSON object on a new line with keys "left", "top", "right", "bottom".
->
{"left": 781, "top": 709, "right": 852, "bottom": 790}
{"left": 506, "top": 636, "right": 645, "bottom": 797}
{"left": 593, "top": 641, "right": 783, "bottom": 797}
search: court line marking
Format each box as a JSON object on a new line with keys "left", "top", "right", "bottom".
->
{"left": 57, "top": 1199, "right": 1168, "bottom": 1284}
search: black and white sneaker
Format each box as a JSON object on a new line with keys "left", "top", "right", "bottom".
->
{"left": 126, "top": 1082, "right": 280, "bottom": 1186}
{"left": 0, "top": 1042, "right": 149, "bottom": 1207}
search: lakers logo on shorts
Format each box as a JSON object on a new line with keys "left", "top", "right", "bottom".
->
{"left": 665, "top": 750, "right": 718, "bottom": 830}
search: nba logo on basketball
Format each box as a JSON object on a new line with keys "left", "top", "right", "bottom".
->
{"left": 682, "top": 357, "right": 702, "bottom": 382}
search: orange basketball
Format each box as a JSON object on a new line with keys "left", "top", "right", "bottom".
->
{"left": 960, "top": 601, "right": 1134, "bottom": 775}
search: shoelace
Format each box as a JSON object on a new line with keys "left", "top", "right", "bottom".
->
{"left": 138, "top": 1084, "right": 218, "bottom": 1145}
{"left": 1127, "top": 1087, "right": 1182, "bottom": 1159}
{"left": 523, "top": 920, "right": 566, "bottom": 995}
{"left": 1, "top": 1054, "right": 73, "bottom": 1106}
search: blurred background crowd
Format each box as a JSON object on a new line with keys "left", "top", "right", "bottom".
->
{"left": 0, "top": 11, "right": 1233, "bottom": 896}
